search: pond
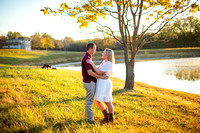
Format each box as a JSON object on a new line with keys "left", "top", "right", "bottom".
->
{"left": 53, "top": 57, "right": 200, "bottom": 95}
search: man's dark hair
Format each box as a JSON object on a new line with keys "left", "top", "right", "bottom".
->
{"left": 86, "top": 43, "right": 96, "bottom": 50}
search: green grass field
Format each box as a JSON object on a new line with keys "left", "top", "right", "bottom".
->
{"left": 0, "top": 49, "right": 200, "bottom": 132}
{"left": 1, "top": 48, "right": 200, "bottom": 66}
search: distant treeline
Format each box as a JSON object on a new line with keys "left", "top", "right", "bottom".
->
{"left": 142, "top": 16, "right": 200, "bottom": 49}
{"left": 1, "top": 16, "right": 200, "bottom": 51}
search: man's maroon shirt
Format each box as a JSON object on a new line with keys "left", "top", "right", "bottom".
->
{"left": 81, "top": 52, "right": 96, "bottom": 83}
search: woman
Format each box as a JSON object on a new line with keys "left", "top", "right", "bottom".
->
{"left": 87, "top": 48, "right": 115, "bottom": 123}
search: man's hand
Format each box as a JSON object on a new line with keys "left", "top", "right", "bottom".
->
{"left": 87, "top": 69, "right": 109, "bottom": 79}
{"left": 86, "top": 59, "right": 94, "bottom": 65}
{"left": 101, "top": 75, "right": 109, "bottom": 79}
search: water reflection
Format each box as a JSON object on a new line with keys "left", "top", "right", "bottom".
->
{"left": 133, "top": 58, "right": 200, "bottom": 94}
{"left": 166, "top": 70, "right": 200, "bottom": 81}
{"left": 163, "top": 57, "right": 200, "bottom": 81}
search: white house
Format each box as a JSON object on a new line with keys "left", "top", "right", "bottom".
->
{"left": 2, "top": 37, "right": 31, "bottom": 50}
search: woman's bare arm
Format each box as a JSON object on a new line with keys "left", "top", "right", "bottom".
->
{"left": 87, "top": 69, "right": 108, "bottom": 79}
{"left": 87, "top": 59, "right": 105, "bottom": 75}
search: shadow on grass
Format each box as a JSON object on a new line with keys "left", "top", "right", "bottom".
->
{"left": 0, "top": 56, "right": 37, "bottom": 65}
{"left": 112, "top": 88, "right": 138, "bottom": 96}
{"left": 52, "top": 119, "right": 87, "bottom": 132}
{"left": 37, "top": 88, "right": 140, "bottom": 107}
{"left": 14, "top": 125, "right": 45, "bottom": 133}
{"left": 62, "top": 97, "right": 85, "bottom": 103}
{"left": 112, "top": 88, "right": 146, "bottom": 99}
{"left": 128, "top": 94, "right": 145, "bottom": 97}
{"left": 0, "top": 56, "right": 50, "bottom": 66}
{"left": 35, "top": 96, "right": 86, "bottom": 107}
{"left": 112, "top": 88, "right": 127, "bottom": 96}
{"left": 14, "top": 119, "right": 91, "bottom": 133}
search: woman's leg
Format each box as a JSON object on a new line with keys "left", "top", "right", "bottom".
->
{"left": 94, "top": 100, "right": 106, "bottom": 111}
{"left": 104, "top": 102, "right": 114, "bottom": 113}
{"left": 105, "top": 102, "right": 114, "bottom": 122}
{"left": 95, "top": 100, "right": 109, "bottom": 122}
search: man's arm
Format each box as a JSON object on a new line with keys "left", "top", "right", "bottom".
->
{"left": 87, "top": 69, "right": 108, "bottom": 79}
{"left": 91, "top": 63, "right": 105, "bottom": 75}
{"left": 86, "top": 59, "right": 105, "bottom": 75}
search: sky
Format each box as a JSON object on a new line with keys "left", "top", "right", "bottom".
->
{"left": 0, "top": 0, "right": 105, "bottom": 41}
{"left": 0, "top": 0, "right": 199, "bottom": 41}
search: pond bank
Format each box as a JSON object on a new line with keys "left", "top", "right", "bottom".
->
{"left": 53, "top": 54, "right": 200, "bottom": 67}
{"left": 54, "top": 57, "right": 200, "bottom": 95}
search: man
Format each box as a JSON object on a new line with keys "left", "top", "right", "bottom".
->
{"left": 81, "top": 43, "right": 107, "bottom": 124}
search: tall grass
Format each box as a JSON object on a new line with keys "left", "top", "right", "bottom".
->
{"left": 0, "top": 65, "right": 200, "bottom": 132}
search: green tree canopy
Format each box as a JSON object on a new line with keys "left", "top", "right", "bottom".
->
{"left": 6, "top": 31, "right": 22, "bottom": 39}
{"left": 158, "top": 16, "right": 200, "bottom": 47}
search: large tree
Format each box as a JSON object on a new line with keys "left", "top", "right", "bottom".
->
{"left": 42, "top": 0, "right": 199, "bottom": 89}
{"left": 31, "top": 32, "right": 42, "bottom": 49}
{"left": 63, "top": 36, "right": 74, "bottom": 51}
{"left": 41, "top": 33, "right": 54, "bottom": 49}
{"left": 54, "top": 39, "right": 64, "bottom": 49}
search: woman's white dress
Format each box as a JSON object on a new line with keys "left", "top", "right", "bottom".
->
{"left": 94, "top": 61, "right": 113, "bottom": 102}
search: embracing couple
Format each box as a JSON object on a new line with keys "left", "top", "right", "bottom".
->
{"left": 81, "top": 43, "right": 115, "bottom": 124}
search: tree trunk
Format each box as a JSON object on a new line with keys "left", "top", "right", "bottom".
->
{"left": 124, "top": 61, "right": 135, "bottom": 90}
{"left": 123, "top": 41, "right": 136, "bottom": 90}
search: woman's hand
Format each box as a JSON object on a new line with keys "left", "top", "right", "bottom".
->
{"left": 86, "top": 59, "right": 94, "bottom": 65}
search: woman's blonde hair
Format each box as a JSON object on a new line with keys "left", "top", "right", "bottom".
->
{"left": 105, "top": 48, "right": 115, "bottom": 64}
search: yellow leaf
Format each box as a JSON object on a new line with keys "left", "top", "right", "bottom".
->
{"left": 155, "top": 18, "right": 159, "bottom": 22}
{"left": 143, "top": 5, "right": 147, "bottom": 10}
{"left": 167, "top": 11, "right": 172, "bottom": 15}
{"left": 150, "top": 0, "right": 154, "bottom": 3}
{"left": 153, "top": 10, "right": 157, "bottom": 12}
{"left": 153, "top": 34, "right": 158, "bottom": 38}
{"left": 167, "top": 18, "right": 172, "bottom": 21}
{"left": 146, "top": 17, "right": 149, "bottom": 20}
{"left": 60, "top": 3, "right": 63, "bottom": 8}
{"left": 157, "top": 11, "right": 163, "bottom": 15}
{"left": 149, "top": 14, "right": 153, "bottom": 17}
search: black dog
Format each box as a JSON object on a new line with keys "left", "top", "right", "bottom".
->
{"left": 41, "top": 64, "right": 51, "bottom": 69}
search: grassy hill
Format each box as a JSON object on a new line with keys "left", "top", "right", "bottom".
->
{"left": 0, "top": 49, "right": 200, "bottom": 132}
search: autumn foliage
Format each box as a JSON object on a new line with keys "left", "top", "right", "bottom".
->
{"left": 42, "top": 0, "right": 199, "bottom": 89}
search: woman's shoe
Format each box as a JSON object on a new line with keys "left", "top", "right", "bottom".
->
{"left": 108, "top": 113, "right": 114, "bottom": 122}
{"left": 100, "top": 109, "right": 109, "bottom": 124}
